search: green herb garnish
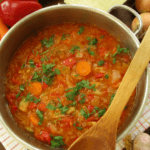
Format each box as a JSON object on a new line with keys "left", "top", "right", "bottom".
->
{"left": 87, "top": 47, "right": 95, "bottom": 56}
{"left": 16, "top": 84, "right": 26, "bottom": 98}
{"left": 88, "top": 38, "right": 98, "bottom": 46}
{"left": 46, "top": 103, "right": 57, "bottom": 110}
{"left": 21, "top": 63, "right": 25, "bottom": 69}
{"left": 105, "top": 74, "right": 109, "bottom": 79}
{"left": 40, "top": 50, "right": 50, "bottom": 55}
{"left": 29, "top": 59, "right": 35, "bottom": 68}
{"left": 98, "top": 108, "right": 106, "bottom": 118}
{"left": 41, "top": 34, "right": 55, "bottom": 48}
{"left": 59, "top": 106, "right": 69, "bottom": 114}
{"left": 55, "top": 69, "right": 61, "bottom": 75}
{"left": 25, "top": 93, "right": 41, "bottom": 103}
{"left": 36, "top": 110, "right": 43, "bottom": 125}
{"left": 61, "top": 33, "right": 66, "bottom": 40}
{"left": 109, "top": 93, "right": 115, "bottom": 106}
{"left": 98, "top": 60, "right": 105, "bottom": 66}
{"left": 65, "top": 80, "right": 96, "bottom": 101}
{"left": 77, "top": 26, "right": 85, "bottom": 35}
{"left": 80, "top": 108, "right": 90, "bottom": 119}
{"left": 31, "top": 72, "right": 42, "bottom": 82}
{"left": 70, "top": 45, "right": 80, "bottom": 54}
{"left": 50, "top": 136, "right": 65, "bottom": 148}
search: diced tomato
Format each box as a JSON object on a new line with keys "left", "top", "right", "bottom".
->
{"left": 11, "top": 105, "right": 18, "bottom": 114}
{"left": 33, "top": 55, "right": 41, "bottom": 64}
{"left": 51, "top": 92, "right": 60, "bottom": 97}
{"left": 28, "top": 102, "right": 37, "bottom": 109}
{"left": 87, "top": 95, "right": 94, "bottom": 100}
{"left": 41, "top": 131, "right": 51, "bottom": 144}
{"left": 63, "top": 57, "right": 76, "bottom": 68}
{"left": 11, "top": 74, "right": 20, "bottom": 85}
{"left": 123, "top": 55, "right": 130, "bottom": 62}
{"left": 87, "top": 105, "right": 94, "bottom": 112}
{"left": 85, "top": 116, "right": 95, "bottom": 122}
{"left": 36, "top": 62, "right": 41, "bottom": 68}
{"left": 98, "top": 47, "right": 107, "bottom": 56}
{"left": 42, "top": 82, "right": 48, "bottom": 90}
{"left": 71, "top": 31, "right": 78, "bottom": 39}
{"left": 60, "top": 117, "right": 73, "bottom": 124}
{"left": 103, "top": 90, "right": 108, "bottom": 95}
{"left": 6, "top": 93, "right": 16, "bottom": 104}
{"left": 60, "top": 123, "right": 71, "bottom": 130}
{"left": 95, "top": 73, "right": 104, "bottom": 78}
{"left": 38, "top": 103, "right": 47, "bottom": 112}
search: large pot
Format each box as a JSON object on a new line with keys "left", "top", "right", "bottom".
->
{"left": 0, "top": 4, "right": 149, "bottom": 150}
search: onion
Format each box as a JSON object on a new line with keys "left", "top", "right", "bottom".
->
{"left": 135, "top": 0, "right": 150, "bottom": 13}
{"left": 133, "top": 133, "right": 150, "bottom": 150}
{"left": 132, "top": 13, "right": 150, "bottom": 38}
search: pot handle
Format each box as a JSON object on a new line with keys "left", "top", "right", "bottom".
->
{"left": 107, "top": 5, "right": 143, "bottom": 36}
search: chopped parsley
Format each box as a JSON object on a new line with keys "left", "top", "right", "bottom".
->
{"left": 100, "top": 35, "right": 105, "bottom": 38}
{"left": 65, "top": 80, "right": 96, "bottom": 101}
{"left": 77, "top": 26, "right": 85, "bottom": 35}
{"left": 50, "top": 136, "right": 65, "bottom": 148}
{"left": 61, "top": 33, "right": 66, "bottom": 40}
{"left": 55, "top": 69, "right": 61, "bottom": 75}
{"left": 105, "top": 74, "right": 109, "bottom": 79}
{"left": 41, "top": 34, "right": 55, "bottom": 47}
{"left": 25, "top": 93, "right": 41, "bottom": 103}
{"left": 113, "top": 57, "right": 116, "bottom": 64}
{"left": 40, "top": 50, "right": 50, "bottom": 55}
{"left": 88, "top": 38, "right": 98, "bottom": 46}
{"left": 98, "top": 108, "right": 106, "bottom": 118}
{"left": 31, "top": 72, "right": 42, "bottom": 82}
{"left": 87, "top": 47, "right": 95, "bottom": 56}
{"left": 75, "top": 74, "right": 79, "bottom": 77}
{"left": 73, "top": 122, "right": 83, "bottom": 130}
{"left": 70, "top": 45, "right": 80, "bottom": 54}
{"left": 79, "top": 94, "right": 86, "bottom": 104}
{"left": 43, "top": 76, "right": 54, "bottom": 86}
{"left": 16, "top": 84, "right": 26, "bottom": 98}
{"left": 36, "top": 110, "right": 43, "bottom": 125}
{"left": 29, "top": 59, "right": 35, "bottom": 68}
{"left": 59, "top": 106, "right": 69, "bottom": 114}
{"left": 111, "top": 45, "right": 129, "bottom": 64}
{"left": 98, "top": 60, "right": 105, "bottom": 66}
{"left": 21, "top": 63, "right": 25, "bottom": 69}
{"left": 80, "top": 108, "right": 90, "bottom": 119}
{"left": 61, "top": 33, "right": 70, "bottom": 41}
{"left": 46, "top": 103, "right": 57, "bottom": 110}
{"left": 42, "top": 63, "right": 55, "bottom": 75}
{"left": 109, "top": 93, "right": 115, "bottom": 106}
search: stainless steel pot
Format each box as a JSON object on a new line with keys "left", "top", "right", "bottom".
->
{"left": 0, "top": 4, "right": 149, "bottom": 150}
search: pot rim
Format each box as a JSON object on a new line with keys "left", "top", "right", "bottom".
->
{"left": 0, "top": 4, "right": 149, "bottom": 150}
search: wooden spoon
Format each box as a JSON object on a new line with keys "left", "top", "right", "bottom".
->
{"left": 68, "top": 27, "right": 150, "bottom": 150}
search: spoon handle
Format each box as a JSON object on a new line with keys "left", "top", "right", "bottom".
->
{"left": 101, "top": 27, "right": 150, "bottom": 128}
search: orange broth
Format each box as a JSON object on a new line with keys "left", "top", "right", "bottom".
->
{"left": 5, "top": 23, "right": 135, "bottom": 148}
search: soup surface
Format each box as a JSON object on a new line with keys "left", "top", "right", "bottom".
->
{"left": 5, "top": 23, "right": 135, "bottom": 148}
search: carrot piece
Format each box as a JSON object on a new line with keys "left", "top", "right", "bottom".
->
{"left": 29, "top": 114, "right": 39, "bottom": 126}
{"left": 0, "top": 18, "right": 8, "bottom": 40}
{"left": 76, "top": 61, "right": 91, "bottom": 76}
{"left": 28, "top": 82, "right": 42, "bottom": 96}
